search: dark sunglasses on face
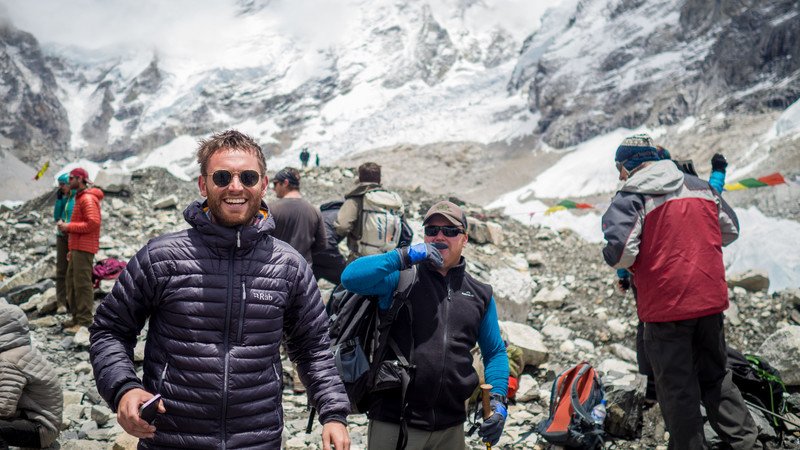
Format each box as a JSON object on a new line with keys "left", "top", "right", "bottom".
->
{"left": 210, "top": 170, "right": 261, "bottom": 188}
{"left": 424, "top": 225, "right": 464, "bottom": 237}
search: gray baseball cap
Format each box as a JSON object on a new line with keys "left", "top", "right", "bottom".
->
{"left": 422, "top": 201, "right": 468, "bottom": 229}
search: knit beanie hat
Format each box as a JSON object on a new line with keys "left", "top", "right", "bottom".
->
{"left": 615, "top": 134, "right": 660, "bottom": 171}
{"left": 57, "top": 173, "right": 70, "bottom": 185}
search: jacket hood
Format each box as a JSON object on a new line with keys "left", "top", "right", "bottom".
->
{"left": 77, "top": 187, "right": 105, "bottom": 202}
{"left": 620, "top": 160, "right": 684, "bottom": 195}
{"left": 0, "top": 304, "right": 31, "bottom": 352}
{"left": 183, "top": 200, "right": 275, "bottom": 249}
{"left": 344, "top": 182, "right": 382, "bottom": 199}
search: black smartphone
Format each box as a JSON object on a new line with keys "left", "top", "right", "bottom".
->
{"left": 139, "top": 394, "right": 162, "bottom": 424}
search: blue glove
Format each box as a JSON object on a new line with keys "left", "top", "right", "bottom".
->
{"left": 397, "top": 243, "right": 443, "bottom": 269}
{"left": 478, "top": 394, "right": 507, "bottom": 446}
{"left": 616, "top": 268, "right": 631, "bottom": 291}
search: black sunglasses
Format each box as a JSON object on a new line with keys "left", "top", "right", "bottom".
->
{"left": 424, "top": 225, "right": 464, "bottom": 237}
{"left": 210, "top": 170, "right": 261, "bottom": 188}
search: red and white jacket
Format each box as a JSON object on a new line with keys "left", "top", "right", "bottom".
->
{"left": 601, "top": 160, "right": 739, "bottom": 322}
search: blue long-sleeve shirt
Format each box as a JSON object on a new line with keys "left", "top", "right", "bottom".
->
{"left": 341, "top": 251, "right": 509, "bottom": 397}
{"left": 709, "top": 170, "right": 725, "bottom": 194}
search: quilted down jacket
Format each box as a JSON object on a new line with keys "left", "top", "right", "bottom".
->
{"left": 65, "top": 187, "right": 104, "bottom": 254}
{"left": 0, "top": 304, "right": 62, "bottom": 447}
{"left": 89, "top": 200, "right": 349, "bottom": 449}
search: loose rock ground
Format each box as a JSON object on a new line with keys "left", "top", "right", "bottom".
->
{"left": 1, "top": 166, "right": 799, "bottom": 449}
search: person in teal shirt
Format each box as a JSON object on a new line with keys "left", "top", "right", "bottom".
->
{"left": 54, "top": 173, "right": 76, "bottom": 313}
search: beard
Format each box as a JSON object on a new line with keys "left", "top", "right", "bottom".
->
{"left": 206, "top": 194, "right": 262, "bottom": 227}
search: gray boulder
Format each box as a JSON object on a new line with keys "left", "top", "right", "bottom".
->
{"left": 727, "top": 270, "right": 770, "bottom": 292}
{"left": 603, "top": 371, "right": 647, "bottom": 439}
{"left": 152, "top": 195, "right": 179, "bottom": 210}
{"left": 468, "top": 219, "right": 503, "bottom": 245}
{"left": 758, "top": 325, "right": 800, "bottom": 385}
{"left": 4, "top": 279, "right": 55, "bottom": 305}
{"left": 93, "top": 169, "right": 132, "bottom": 193}
{"left": 532, "top": 285, "right": 569, "bottom": 307}
{"left": 499, "top": 321, "right": 548, "bottom": 367}
{"left": 0, "top": 256, "right": 55, "bottom": 296}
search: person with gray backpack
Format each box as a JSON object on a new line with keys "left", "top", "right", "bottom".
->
{"left": 335, "top": 162, "right": 405, "bottom": 261}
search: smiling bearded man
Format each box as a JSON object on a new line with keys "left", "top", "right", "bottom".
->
{"left": 89, "top": 130, "right": 351, "bottom": 450}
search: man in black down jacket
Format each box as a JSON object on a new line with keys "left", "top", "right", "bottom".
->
{"left": 89, "top": 130, "right": 351, "bottom": 449}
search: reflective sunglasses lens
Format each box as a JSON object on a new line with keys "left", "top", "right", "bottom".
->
{"left": 240, "top": 170, "right": 260, "bottom": 187}
{"left": 212, "top": 170, "right": 233, "bottom": 187}
{"left": 424, "top": 226, "right": 462, "bottom": 237}
{"left": 441, "top": 227, "right": 462, "bottom": 237}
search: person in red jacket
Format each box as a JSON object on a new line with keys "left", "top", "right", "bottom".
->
{"left": 57, "top": 167, "right": 104, "bottom": 333}
{"left": 601, "top": 134, "right": 759, "bottom": 450}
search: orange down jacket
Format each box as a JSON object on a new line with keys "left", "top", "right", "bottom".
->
{"left": 66, "top": 187, "right": 104, "bottom": 254}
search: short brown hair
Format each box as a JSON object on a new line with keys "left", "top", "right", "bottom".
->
{"left": 196, "top": 130, "right": 266, "bottom": 176}
{"left": 274, "top": 166, "right": 301, "bottom": 189}
{"left": 358, "top": 162, "right": 381, "bottom": 184}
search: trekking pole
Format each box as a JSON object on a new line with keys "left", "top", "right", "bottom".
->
{"left": 481, "top": 384, "right": 493, "bottom": 450}
{"left": 744, "top": 400, "right": 800, "bottom": 428}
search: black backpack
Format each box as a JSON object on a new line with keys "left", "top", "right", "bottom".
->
{"left": 308, "top": 268, "right": 418, "bottom": 449}
{"left": 727, "top": 347, "right": 788, "bottom": 433}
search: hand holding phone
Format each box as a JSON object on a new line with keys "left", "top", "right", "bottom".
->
{"left": 139, "top": 394, "right": 162, "bottom": 424}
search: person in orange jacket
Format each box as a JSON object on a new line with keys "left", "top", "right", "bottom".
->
{"left": 57, "top": 167, "right": 104, "bottom": 333}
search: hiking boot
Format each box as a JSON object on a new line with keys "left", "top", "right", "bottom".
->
{"left": 62, "top": 318, "right": 77, "bottom": 328}
{"left": 63, "top": 324, "right": 84, "bottom": 335}
{"left": 64, "top": 323, "right": 91, "bottom": 335}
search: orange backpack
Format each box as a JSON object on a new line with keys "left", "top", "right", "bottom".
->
{"left": 536, "top": 361, "right": 605, "bottom": 449}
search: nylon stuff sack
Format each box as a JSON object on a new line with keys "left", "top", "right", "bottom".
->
{"left": 92, "top": 258, "right": 127, "bottom": 289}
{"left": 727, "top": 347, "right": 788, "bottom": 433}
{"left": 536, "top": 361, "right": 605, "bottom": 449}
{"left": 357, "top": 190, "right": 404, "bottom": 256}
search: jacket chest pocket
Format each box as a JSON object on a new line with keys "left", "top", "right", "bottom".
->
{"left": 236, "top": 278, "right": 285, "bottom": 344}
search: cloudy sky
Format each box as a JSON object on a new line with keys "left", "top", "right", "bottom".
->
{"left": 0, "top": 0, "right": 557, "bottom": 55}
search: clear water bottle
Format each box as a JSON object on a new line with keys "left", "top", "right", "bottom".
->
{"left": 590, "top": 399, "right": 607, "bottom": 425}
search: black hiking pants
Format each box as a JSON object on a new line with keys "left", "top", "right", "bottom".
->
{"left": 644, "top": 313, "right": 761, "bottom": 450}
{"left": 636, "top": 321, "right": 657, "bottom": 400}
{"left": 0, "top": 418, "right": 42, "bottom": 448}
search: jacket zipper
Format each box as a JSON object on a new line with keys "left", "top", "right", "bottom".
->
{"left": 158, "top": 362, "right": 169, "bottom": 393}
{"left": 220, "top": 230, "right": 240, "bottom": 449}
{"left": 237, "top": 280, "right": 246, "bottom": 343}
{"left": 432, "top": 277, "right": 452, "bottom": 427}
{"left": 272, "top": 359, "right": 282, "bottom": 427}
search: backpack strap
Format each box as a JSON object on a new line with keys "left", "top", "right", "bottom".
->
{"left": 569, "top": 362, "right": 597, "bottom": 425}
{"left": 390, "top": 266, "right": 416, "bottom": 450}
{"left": 569, "top": 363, "right": 605, "bottom": 447}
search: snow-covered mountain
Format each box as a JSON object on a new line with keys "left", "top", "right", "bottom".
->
{"left": 1, "top": 0, "right": 558, "bottom": 170}
{"left": 2, "top": 0, "right": 799, "bottom": 176}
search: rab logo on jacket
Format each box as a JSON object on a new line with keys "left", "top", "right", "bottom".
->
{"left": 254, "top": 292, "right": 274, "bottom": 302}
